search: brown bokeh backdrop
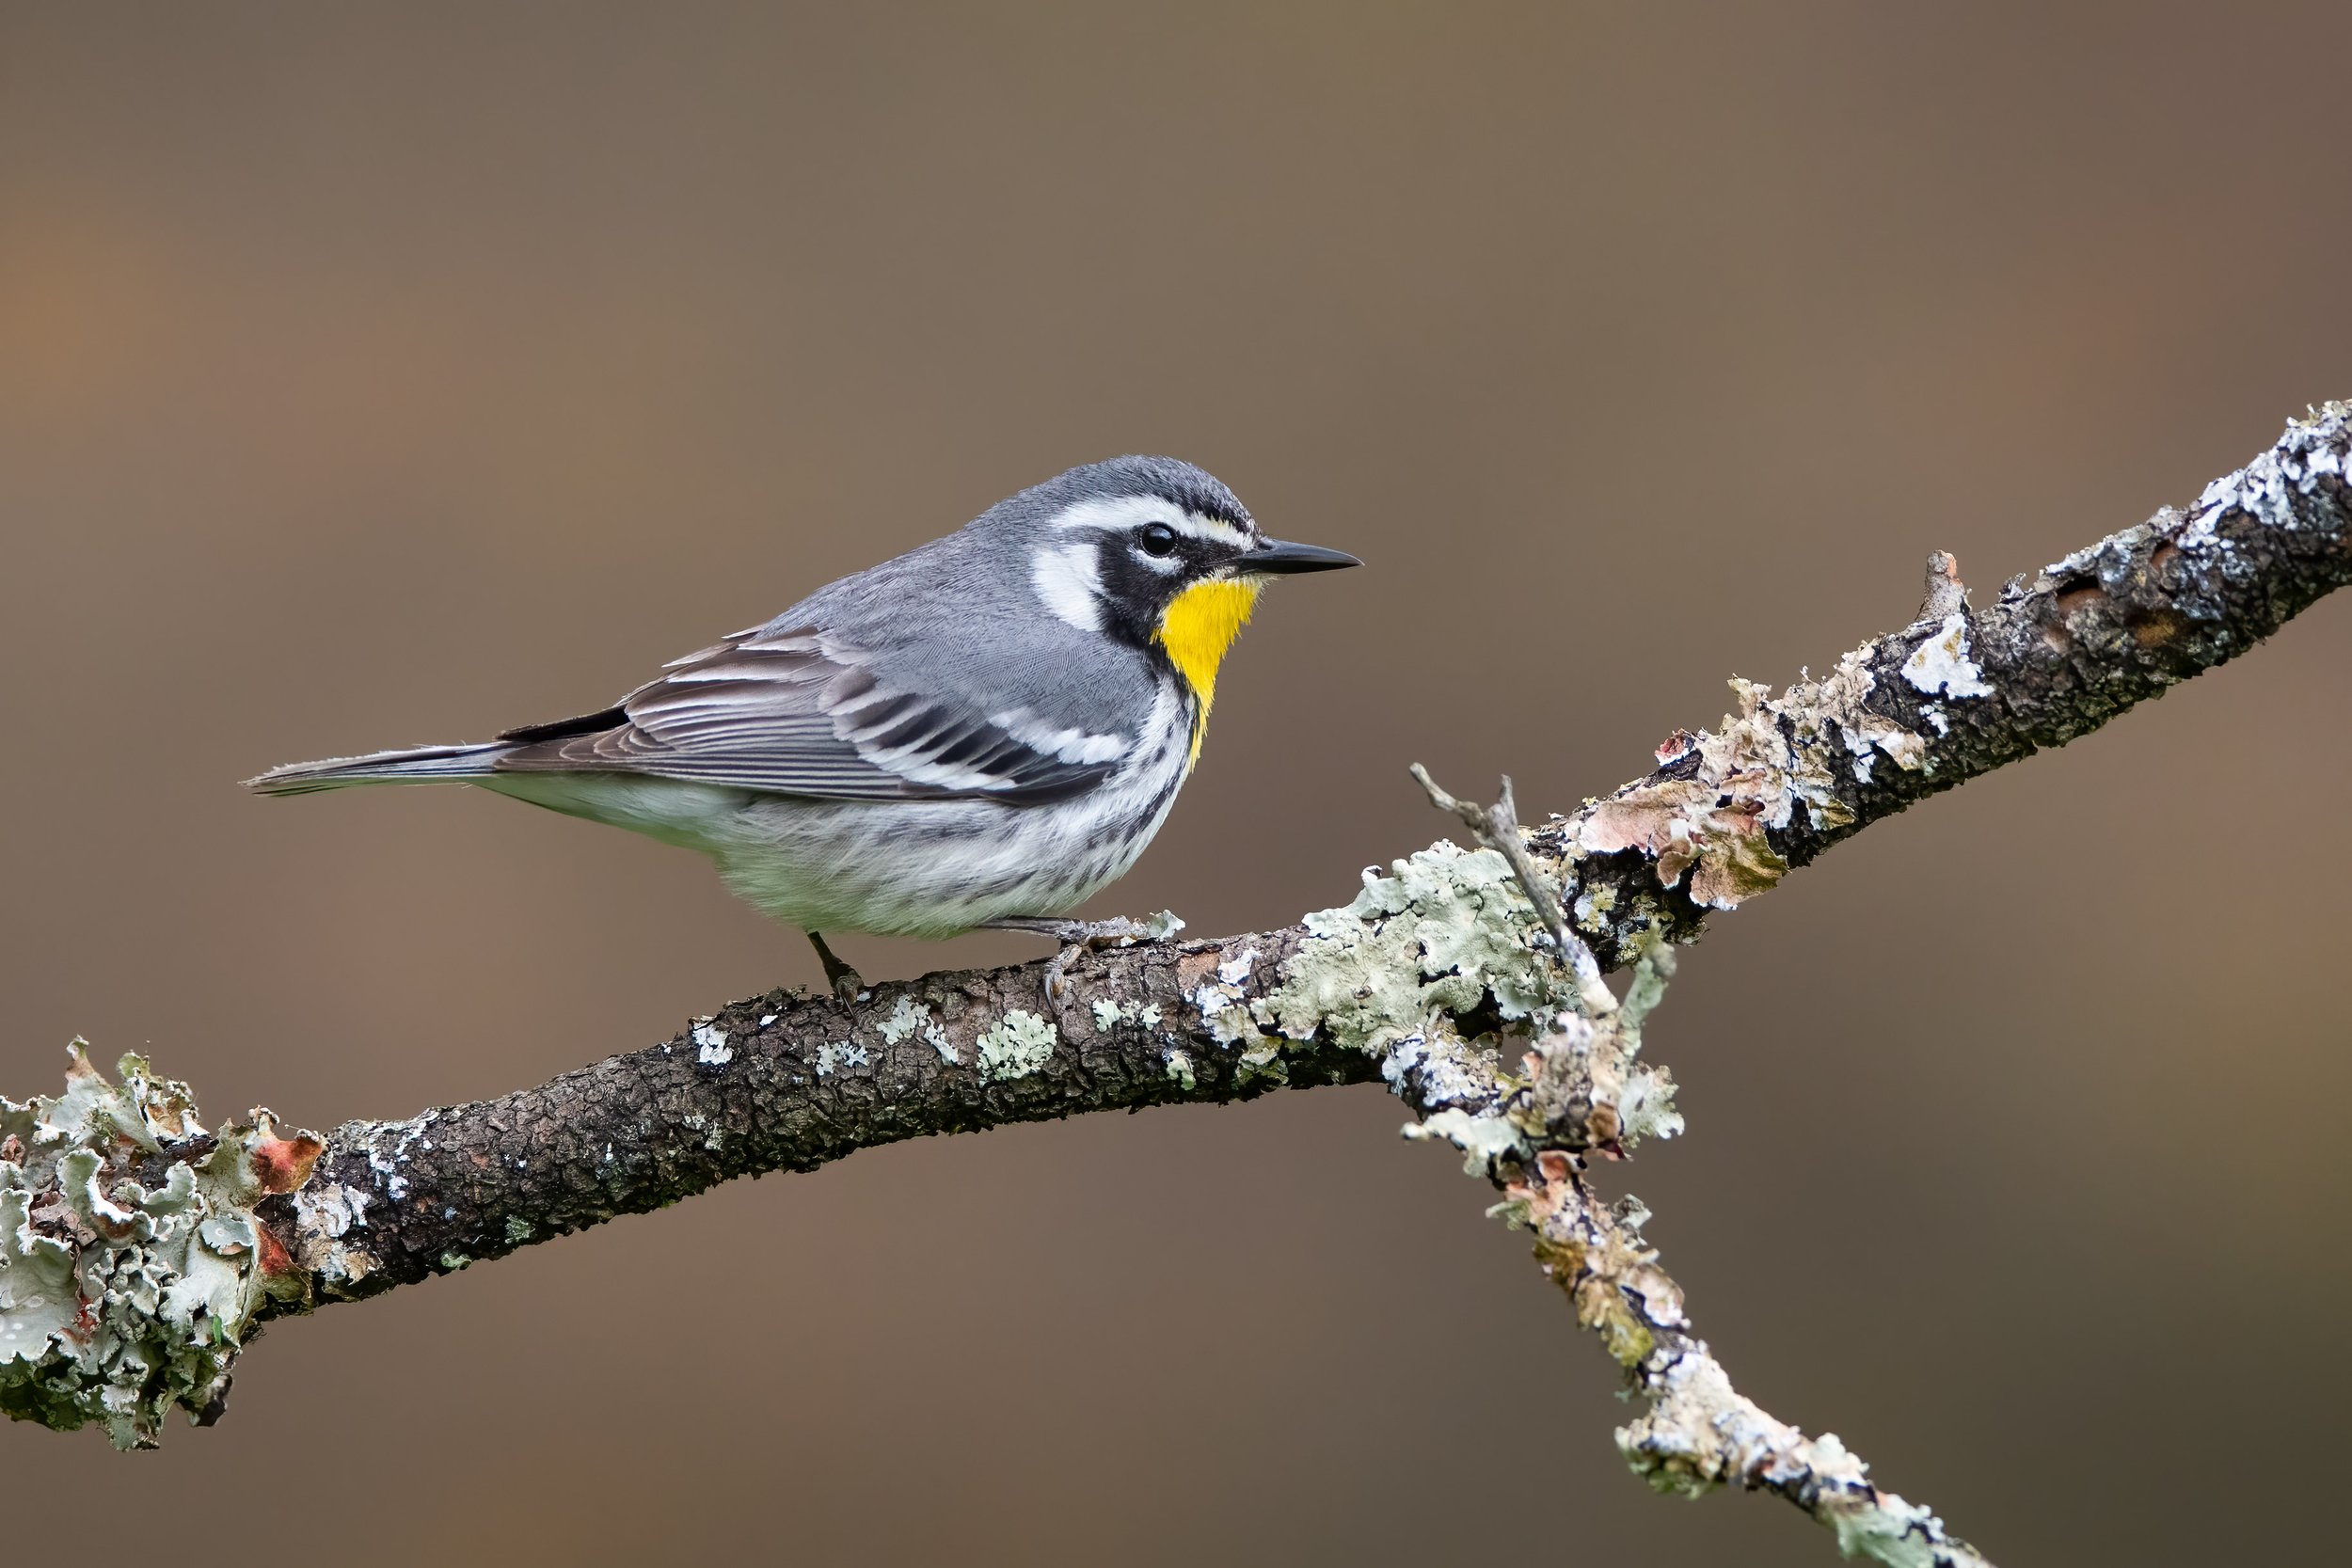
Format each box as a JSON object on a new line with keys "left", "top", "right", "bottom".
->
{"left": 5, "top": 5, "right": 2349, "bottom": 1561}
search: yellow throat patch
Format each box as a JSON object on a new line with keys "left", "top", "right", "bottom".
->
{"left": 1153, "top": 578, "right": 1263, "bottom": 763}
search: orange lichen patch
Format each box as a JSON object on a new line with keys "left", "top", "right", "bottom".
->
{"left": 255, "top": 1226, "right": 296, "bottom": 1278}
{"left": 248, "top": 1124, "right": 326, "bottom": 1196}
{"left": 1504, "top": 1152, "right": 1686, "bottom": 1370}
{"left": 1584, "top": 777, "right": 1788, "bottom": 910}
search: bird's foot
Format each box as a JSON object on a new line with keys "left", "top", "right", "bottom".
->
{"left": 981, "top": 911, "right": 1184, "bottom": 1004}
{"left": 805, "top": 930, "right": 866, "bottom": 1006}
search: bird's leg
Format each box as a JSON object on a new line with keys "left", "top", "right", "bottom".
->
{"left": 978, "top": 913, "right": 1182, "bottom": 1005}
{"left": 805, "top": 930, "right": 864, "bottom": 1006}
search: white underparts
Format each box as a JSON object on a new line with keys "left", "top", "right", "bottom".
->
{"left": 485, "top": 679, "right": 1194, "bottom": 940}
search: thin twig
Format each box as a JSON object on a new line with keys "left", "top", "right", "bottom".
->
{"left": 1408, "top": 764, "right": 1617, "bottom": 1016}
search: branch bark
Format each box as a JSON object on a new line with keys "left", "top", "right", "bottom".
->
{"left": 8, "top": 404, "right": 2348, "bottom": 1564}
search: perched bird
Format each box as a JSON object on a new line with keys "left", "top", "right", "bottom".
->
{"left": 248, "top": 457, "right": 1359, "bottom": 999}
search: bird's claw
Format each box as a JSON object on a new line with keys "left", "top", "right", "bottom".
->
{"left": 805, "top": 931, "right": 866, "bottom": 1007}
{"left": 1044, "top": 917, "right": 1160, "bottom": 1006}
{"left": 981, "top": 912, "right": 1183, "bottom": 1016}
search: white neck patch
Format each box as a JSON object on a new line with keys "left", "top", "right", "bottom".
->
{"left": 1030, "top": 539, "right": 1104, "bottom": 632}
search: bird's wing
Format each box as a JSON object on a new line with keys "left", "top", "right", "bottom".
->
{"left": 489, "top": 625, "right": 1126, "bottom": 805}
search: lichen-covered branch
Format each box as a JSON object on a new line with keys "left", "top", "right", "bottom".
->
{"left": 7, "top": 405, "right": 2347, "bottom": 1560}
{"left": 1415, "top": 771, "right": 1984, "bottom": 1565}
{"left": 1, "top": 1047, "right": 322, "bottom": 1447}
{"left": 1506, "top": 1148, "right": 1993, "bottom": 1568}
{"left": 1530, "top": 404, "right": 2352, "bottom": 965}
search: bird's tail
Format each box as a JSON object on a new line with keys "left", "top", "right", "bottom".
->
{"left": 244, "top": 742, "right": 511, "bottom": 797}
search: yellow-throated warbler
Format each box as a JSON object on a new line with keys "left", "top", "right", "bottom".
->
{"left": 247, "top": 457, "right": 1358, "bottom": 997}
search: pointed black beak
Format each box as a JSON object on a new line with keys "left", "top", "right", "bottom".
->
{"left": 1246, "top": 537, "right": 1362, "bottom": 576}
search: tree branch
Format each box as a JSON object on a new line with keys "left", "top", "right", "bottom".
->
{"left": 278, "top": 397, "right": 2352, "bottom": 1311}
{"left": 8, "top": 404, "right": 2347, "bottom": 1562}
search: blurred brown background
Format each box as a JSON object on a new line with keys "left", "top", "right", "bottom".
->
{"left": 4, "top": 4, "right": 2348, "bottom": 1562}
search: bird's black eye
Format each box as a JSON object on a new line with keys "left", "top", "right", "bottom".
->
{"left": 1136, "top": 523, "right": 1180, "bottom": 558}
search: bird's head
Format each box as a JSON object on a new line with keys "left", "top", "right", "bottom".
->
{"left": 990, "top": 456, "right": 1359, "bottom": 739}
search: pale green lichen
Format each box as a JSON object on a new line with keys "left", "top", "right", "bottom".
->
{"left": 1163, "top": 1049, "right": 1196, "bottom": 1090}
{"left": 1255, "top": 841, "right": 1557, "bottom": 1056}
{"left": 1090, "top": 996, "right": 1168, "bottom": 1034}
{"left": 880, "top": 996, "right": 957, "bottom": 1063}
{"left": 1619, "top": 1352, "right": 1977, "bottom": 1566}
{"left": 1233, "top": 1040, "right": 1286, "bottom": 1085}
{"left": 976, "top": 1011, "right": 1057, "bottom": 1083}
{"left": 2, "top": 1043, "right": 321, "bottom": 1449}
{"left": 879, "top": 995, "right": 926, "bottom": 1044}
{"left": 1406, "top": 1108, "right": 1529, "bottom": 1175}
{"left": 815, "top": 1040, "right": 872, "bottom": 1077}
{"left": 1191, "top": 982, "right": 1255, "bottom": 1045}
{"left": 1617, "top": 1064, "right": 1685, "bottom": 1146}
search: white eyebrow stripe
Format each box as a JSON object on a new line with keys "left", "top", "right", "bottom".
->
{"left": 1168, "top": 512, "right": 1253, "bottom": 547}
{"left": 1045, "top": 494, "right": 1256, "bottom": 548}
{"left": 1048, "top": 495, "right": 1184, "bottom": 531}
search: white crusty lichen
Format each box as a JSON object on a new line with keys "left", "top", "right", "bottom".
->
{"left": 692, "top": 1021, "right": 733, "bottom": 1066}
{"left": 2185, "top": 400, "right": 2351, "bottom": 540}
{"left": 1, "top": 1043, "right": 322, "bottom": 1449}
{"left": 1380, "top": 1029, "right": 1498, "bottom": 1111}
{"left": 1255, "top": 841, "right": 1558, "bottom": 1058}
{"left": 1190, "top": 941, "right": 1283, "bottom": 1082}
{"left": 1901, "top": 613, "right": 1992, "bottom": 700}
{"left": 976, "top": 1011, "right": 1057, "bottom": 1083}
{"left": 289, "top": 1174, "right": 373, "bottom": 1289}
